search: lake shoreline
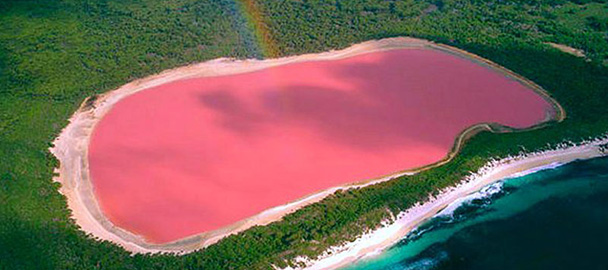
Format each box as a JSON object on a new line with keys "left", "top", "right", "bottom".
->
{"left": 49, "top": 37, "right": 563, "bottom": 254}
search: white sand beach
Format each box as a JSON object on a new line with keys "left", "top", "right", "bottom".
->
{"left": 290, "top": 137, "right": 607, "bottom": 270}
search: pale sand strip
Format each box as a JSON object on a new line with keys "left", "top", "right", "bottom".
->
{"left": 291, "top": 137, "right": 608, "bottom": 270}
{"left": 49, "top": 37, "right": 564, "bottom": 254}
{"left": 546, "top": 42, "right": 586, "bottom": 58}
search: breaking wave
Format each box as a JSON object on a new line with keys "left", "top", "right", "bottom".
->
{"left": 401, "top": 181, "right": 510, "bottom": 244}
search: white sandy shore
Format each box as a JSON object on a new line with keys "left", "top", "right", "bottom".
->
{"left": 288, "top": 136, "right": 608, "bottom": 270}
{"left": 50, "top": 36, "right": 565, "bottom": 254}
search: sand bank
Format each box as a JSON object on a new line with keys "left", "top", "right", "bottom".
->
{"left": 50, "top": 37, "right": 564, "bottom": 253}
{"left": 546, "top": 42, "right": 586, "bottom": 58}
{"left": 291, "top": 136, "right": 608, "bottom": 270}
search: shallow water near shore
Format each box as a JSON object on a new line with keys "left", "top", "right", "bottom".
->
{"left": 343, "top": 156, "right": 608, "bottom": 270}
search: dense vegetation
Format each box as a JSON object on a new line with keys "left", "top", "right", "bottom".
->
{"left": 1, "top": 0, "right": 607, "bottom": 269}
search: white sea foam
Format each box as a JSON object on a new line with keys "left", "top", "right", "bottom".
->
{"left": 436, "top": 181, "right": 504, "bottom": 218}
{"left": 507, "top": 161, "right": 564, "bottom": 178}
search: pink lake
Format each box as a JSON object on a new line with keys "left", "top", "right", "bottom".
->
{"left": 88, "top": 48, "right": 552, "bottom": 243}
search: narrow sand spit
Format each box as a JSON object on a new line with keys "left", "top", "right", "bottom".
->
{"left": 50, "top": 37, "right": 564, "bottom": 254}
{"left": 290, "top": 137, "right": 608, "bottom": 270}
{"left": 546, "top": 42, "right": 586, "bottom": 58}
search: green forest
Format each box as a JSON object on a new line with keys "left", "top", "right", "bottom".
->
{"left": 1, "top": 0, "right": 607, "bottom": 269}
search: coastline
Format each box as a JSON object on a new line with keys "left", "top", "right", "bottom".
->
{"left": 49, "top": 36, "right": 564, "bottom": 254}
{"left": 293, "top": 136, "right": 608, "bottom": 270}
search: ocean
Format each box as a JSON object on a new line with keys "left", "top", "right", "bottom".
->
{"left": 343, "top": 156, "right": 608, "bottom": 270}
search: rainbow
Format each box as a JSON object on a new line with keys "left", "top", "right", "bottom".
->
{"left": 235, "top": 0, "right": 280, "bottom": 58}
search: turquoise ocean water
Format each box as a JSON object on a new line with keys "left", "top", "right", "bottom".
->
{"left": 343, "top": 156, "right": 608, "bottom": 270}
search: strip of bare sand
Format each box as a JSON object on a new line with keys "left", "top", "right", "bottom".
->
{"left": 50, "top": 37, "right": 564, "bottom": 254}
{"left": 546, "top": 42, "right": 586, "bottom": 58}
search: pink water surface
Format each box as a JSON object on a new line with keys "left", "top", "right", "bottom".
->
{"left": 88, "top": 48, "right": 552, "bottom": 243}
